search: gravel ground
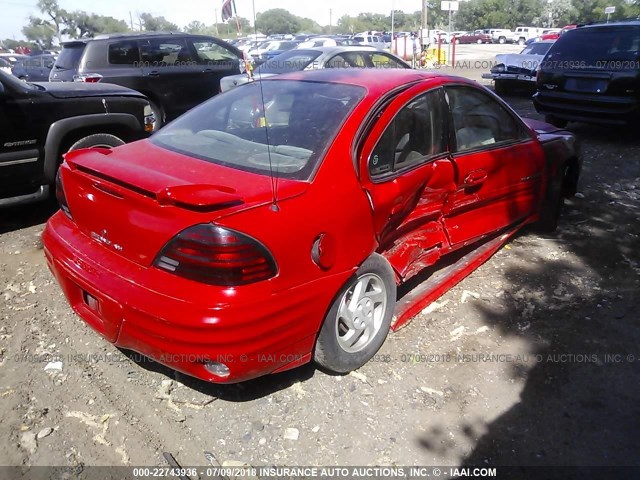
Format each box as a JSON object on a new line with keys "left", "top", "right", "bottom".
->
{"left": 0, "top": 90, "right": 639, "bottom": 476}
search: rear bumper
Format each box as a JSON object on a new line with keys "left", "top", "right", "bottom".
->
{"left": 533, "top": 90, "right": 640, "bottom": 125}
{"left": 43, "top": 212, "right": 351, "bottom": 383}
{"left": 482, "top": 73, "right": 536, "bottom": 82}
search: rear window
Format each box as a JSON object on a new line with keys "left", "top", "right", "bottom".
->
{"left": 521, "top": 42, "right": 552, "bottom": 55}
{"left": 545, "top": 26, "right": 640, "bottom": 69}
{"left": 257, "top": 50, "right": 322, "bottom": 74}
{"left": 151, "top": 80, "right": 365, "bottom": 181}
{"left": 55, "top": 44, "right": 85, "bottom": 70}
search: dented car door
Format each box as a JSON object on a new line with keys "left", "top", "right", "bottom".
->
{"left": 359, "top": 85, "right": 456, "bottom": 281}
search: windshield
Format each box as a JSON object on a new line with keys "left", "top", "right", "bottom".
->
{"left": 151, "top": 80, "right": 365, "bottom": 180}
{"left": 521, "top": 42, "right": 553, "bottom": 55}
{"left": 256, "top": 50, "right": 322, "bottom": 74}
{"left": 55, "top": 44, "right": 85, "bottom": 70}
{"left": 545, "top": 26, "right": 640, "bottom": 69}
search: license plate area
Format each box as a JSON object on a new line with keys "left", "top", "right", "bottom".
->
{"left": 565, "top": 77, "right": 609, "bottom": 93}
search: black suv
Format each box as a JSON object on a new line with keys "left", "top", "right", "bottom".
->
{"left": 0, "top": 70, "right": 153, "bottom": 207}
{"left": 49, "top": 32, "right": 243, "bottom": 128}
{"left": 534, "top": 21, "right": 640, "bottom": 126}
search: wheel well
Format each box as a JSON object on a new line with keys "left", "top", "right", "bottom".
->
{"left": 56, "top": 125, "right": 133, "bottom": 164}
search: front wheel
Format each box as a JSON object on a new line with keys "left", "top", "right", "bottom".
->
{"left": 544, "top": 115, "right": 569, "bottom": 128}
{"left": 498, "top": 37, "right": 506, "bottom": 44}
{"left": 494, "top": 79, "right": 508, "bottom": 95}
{"left": 314, "top": 254, "right": 396, "bottom": 374}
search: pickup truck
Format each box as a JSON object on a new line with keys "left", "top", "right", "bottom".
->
{"left": 0, "top": 70, "right": 154, "bottom": 208}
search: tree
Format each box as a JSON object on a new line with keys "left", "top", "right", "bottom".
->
{"left": 22, "top": 16, "right": 57, "bottom": 48}
{"left": 256, "top": 9, "right": 301, "bottom": 35}
{"left": 22, "top": 0, "right": 67, "bottom": 47}
{"left": 138, "top": 13, "right": 178, "bottom": 32}
{"left": 63, "top": 11, "right": 129, "bottom": 38}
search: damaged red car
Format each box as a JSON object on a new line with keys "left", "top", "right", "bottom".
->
{"left": 43, "top": 69, "right": 580, "bottom": 383}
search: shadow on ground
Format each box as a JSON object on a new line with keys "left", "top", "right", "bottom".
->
{"left": 416, "top": 117, "right": 640, "bottom": 473}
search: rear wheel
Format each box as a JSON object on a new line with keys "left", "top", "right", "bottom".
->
{"left": 314, "top": 254, "right": 396, "bottom": 374}
{"left": 477, "top": 39, "right": 483, "bottom": 44}
{"left": 498, "top": 37, "right": 506, "bottom": 44}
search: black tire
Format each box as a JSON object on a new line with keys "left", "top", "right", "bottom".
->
{"left": 494, "top": 79, "right": 508, "bottom": 95}
{"left": 544, "top": 115, "right": 569, "bottom": 128}
{"left": 477, "top": 39, "right": 483, "bottom": 44}
{"left": 518, "top": 38, "right": 526, "bottom": 45}
{"left": 148, "top": 100, "right": 164, "bottom": 131}
{"left": 314, "top": 254, "right": 396, "bottom": 374}
{"left": 535, "top": 165, "right": 568, "bottom": 233}
{"left": 68, "top": 133, "right": 125, "bottom": 151}
{"left": 498, "top": 37, "right": 506, "bottom": 44}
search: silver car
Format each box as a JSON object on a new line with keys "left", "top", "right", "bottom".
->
{"left": 220, "top": 46, "right": 410, "bottom": 92}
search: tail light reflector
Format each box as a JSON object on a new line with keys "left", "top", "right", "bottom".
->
{"left": 55, "top": 169, "right": 73, "bottom": 219}
{"left": 154, "top": 224, "right": 277, "bottom": 286}
{"left": 73, "top": 73, "right": 103, "bottom": 83}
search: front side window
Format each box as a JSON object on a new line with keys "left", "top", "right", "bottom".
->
{"left": 140, "top": 39, "right": 192, "bottom": 65}
{"left": 446, "top": 86, "right": 528, "bottom": 152}
{"left": 151, "top": 80, "right": 365, "bottom": 180}
{"left": 369, "top": 89, "right": 448, "bottom": 178}
{"left": 190, "top": 40, "right": 238, "bottom": 64}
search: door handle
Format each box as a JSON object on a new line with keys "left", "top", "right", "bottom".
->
{"left": 145, "top": 71, "right": 160, "bottom": 77}
{"left": 463, "top": 169, "right": 488, "bottom": 188}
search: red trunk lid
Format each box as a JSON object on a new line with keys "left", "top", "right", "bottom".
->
{"left": 61, "top": 140, "right": 306, "bottom": 267}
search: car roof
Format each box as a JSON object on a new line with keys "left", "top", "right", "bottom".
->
{"left": 61, "top": 32, "right": 224, "bottom": 45}
{"left": 578, "top": 20, "right": 640, "bottom": 29}
{"left": 293, "top": 46, "right": 382, "bottom": 55}
{"left": 270, "top": 68, "right": 472, "bottom": 90}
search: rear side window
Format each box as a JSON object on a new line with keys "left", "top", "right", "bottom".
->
{"left": 546, "top": 26, "right": 640, "bottom": 69}
{"left": 257, "top": 51, "right": 321, "bottom": 74}
{"left": 25, "top": 58, "right": 40, "bottom": 67}
{"left": 55, "top": 45, "right": 85, "bottom": 70}
{"left": 446, "top": 86, "right": 528, "bottom": 152}
{"left": 369, "top": 89, "right": 448, "bottom": 178}
{"left": 108, "top": 41, "right": 140, "bottom": 65}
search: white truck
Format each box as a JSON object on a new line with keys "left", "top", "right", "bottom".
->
{"left": 488, "top": 27, "right": 543, "bottom": 44}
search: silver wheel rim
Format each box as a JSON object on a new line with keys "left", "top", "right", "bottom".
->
{"left": 335, "top": 273, "right": 387, "bottom": 353}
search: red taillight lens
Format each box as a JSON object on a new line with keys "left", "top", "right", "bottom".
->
{"left": 73, "top": 73, "right": 102, "bottom": 83}
{"left": 55, "top": 169, "right": 73, "bottom": 219}
{"left": 154, "top": 224, "right": 277, "bottom": 286}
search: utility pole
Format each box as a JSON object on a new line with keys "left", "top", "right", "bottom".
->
{"left": 422, "top": 0, "right": 428, "bottom": 30}
{"left": 215, "top": 8, "right": 219, "bottom": 35}
{"left": 329, "top": 9, "right": 332, "bottom": 34}
{"left": 129, "top": 11, "right": 134, "bottom": 31}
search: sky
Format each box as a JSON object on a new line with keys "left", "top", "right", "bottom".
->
{"left": 1, "top": 0, "right": 424, "bottom": 40}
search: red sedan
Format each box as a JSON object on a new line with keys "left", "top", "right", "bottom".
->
{"left": 44, "top": 70, "right": 580, "bottom": 383}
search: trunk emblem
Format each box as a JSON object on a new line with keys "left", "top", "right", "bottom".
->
{"left": 90, "top": 229, "right": 123, "bottom": 252}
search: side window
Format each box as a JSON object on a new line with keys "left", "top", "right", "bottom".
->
{"left": 369, "top": 89, "right": 448, "bottom": 178}
{"left": 140, "top": 39, "right": 192, "bottom": 65}
{"left": 190, "top": 40, "right": 237, "bottom": 64}
{"left": 26, "top": 58, "right": 40, "bottom": 68}
{"left": 446, "top": 86, "right": 528, "bottom": 152}
{"left": 370, "top": 53, "right": 405, "bottom": 69}
{"left": 108, "top": 41, "right": 140, "bottom": 65}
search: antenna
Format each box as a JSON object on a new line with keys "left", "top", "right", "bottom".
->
{"left": 252, "top": 0, "right": 279, "bottom": 211}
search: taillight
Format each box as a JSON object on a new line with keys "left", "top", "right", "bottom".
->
{"left": 73, "top": 73, "right": 102, "bottom": 83}
{"left": 154, "top": 224, "right": 277, "bottom": 286}
{"left": 55, "top": 169, "right": 73, "bottom": 219}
